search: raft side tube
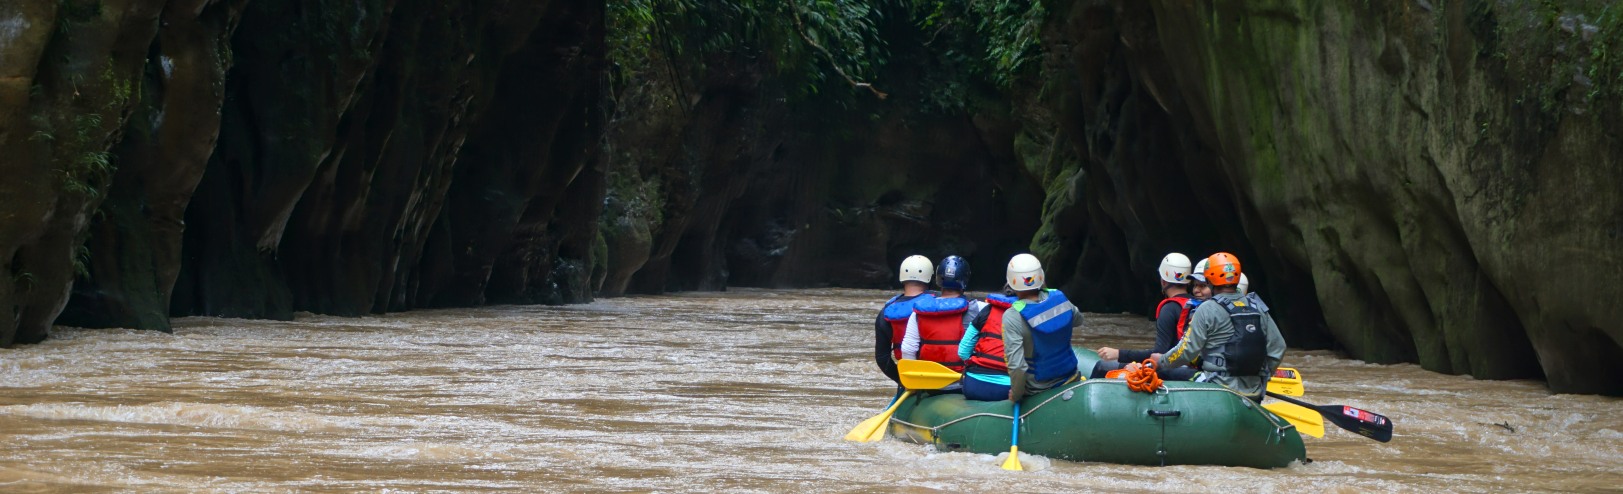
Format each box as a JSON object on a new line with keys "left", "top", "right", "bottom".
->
{"left": 884, "top": 347, "right": 1308, "bottom": 468}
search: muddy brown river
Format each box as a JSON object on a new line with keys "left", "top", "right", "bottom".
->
{"left": 1, "top": 289, "right": 1619, "bottom": 492}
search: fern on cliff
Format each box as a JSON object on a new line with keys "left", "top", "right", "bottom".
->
{"left": 607, "top": 0, "right": 1050, "bottom": 112}
{"left": 608, "top": 0, "right": 894, "bottom": 101}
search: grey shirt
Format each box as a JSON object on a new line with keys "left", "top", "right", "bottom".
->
{"left": 1002, "top": 291, "right": 1083, "bottom": 399}
{"left": 1155, "top": 291, "right": 1285, "bottom": 398}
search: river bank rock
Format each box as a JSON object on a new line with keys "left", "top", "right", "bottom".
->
{"left": 1032, "top": 1, "right": 1622, "bottom": 393}
{"left": 1, "top": 0, "right": 176, "bottom": 344}
{"left": 4, "top": 0, "right": 606, "bottom": 343}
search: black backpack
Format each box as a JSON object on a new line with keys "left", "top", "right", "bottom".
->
{"left": 1218, "top": 297, "right": 1268, "bottom": 375}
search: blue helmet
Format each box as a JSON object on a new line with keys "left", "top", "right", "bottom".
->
{"left": 936, "top": 255, "right": 971, "bottom": 291}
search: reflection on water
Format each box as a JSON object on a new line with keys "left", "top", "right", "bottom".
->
{"left": 1, "top": 289, "right": 1619, "bottom": 492}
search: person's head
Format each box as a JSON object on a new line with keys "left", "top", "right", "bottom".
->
{"left": 1203, "top": 252, "right": 1242, "bottom": 295}
{"left": 1005, "top": 253, "right": 1045, "bottom": 299}
{"left": 1190, "top": 257, "right": 1213, "bottom": 300}
{"left": 1237, "top": 273, "right": 1251, "bottom": 295}
{"left": 899, "top": 255, "right": 934, "bottom": 296}
{"left": 936, "top": 255, "right": 970, "bottom": 297}
{"left": 1157, "top": 252, "right": 1192, "bottom": 295}
{"left": 1192, "top": 280, "right": 1213, "bottom": 300}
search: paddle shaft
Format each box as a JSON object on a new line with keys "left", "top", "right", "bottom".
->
{"left": 1266, "top": 391, "right": 1393, "bottom": 442}
{"left": 1000, "top": 402, "right": 1023, "bottom": 471}
{"left": 1010, "top": 402, "right": 1020, "bottom": 446}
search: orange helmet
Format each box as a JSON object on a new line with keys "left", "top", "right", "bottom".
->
{"left": 1203, "top": 252, "right": 1242, "bottom": 287}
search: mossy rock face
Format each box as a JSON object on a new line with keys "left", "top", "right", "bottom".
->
{"left": 0, "top": 0, "right": 167, "bottom": 343}
{"left": 171, "top": 0, "right": 608, "bottom": 315}
{"left": 1029, "top": 0, "right": 1622, "bottom": 393}
{"left": 4, "top": 1, "right": 608, "bottom": 338}
{"left": 61, "top": 0, "right": 247, "bottom": 332}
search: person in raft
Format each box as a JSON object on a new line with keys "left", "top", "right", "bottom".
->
{"left": 1190, "top": 257, "right": 1213, "bottom": 301}
{"left": 875, "top": 255, "right": 935, "bottom": 385}
{"left": 1092, "top": 252, "right": 1200, "bottom": 381}
{"left": 900, "top": 255, "right": 976, "bottom": 392}
{"left": 1126, "top": 252, "right": 1285, "bottom": 402}
{"left": 957, "top": 283, "right": 1017, "bottom": 401}
{"left": 1001, "top": 253, "right": 1083, "bottom": 401}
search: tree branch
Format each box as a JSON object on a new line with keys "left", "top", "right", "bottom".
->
{"left": 785, "top": 0, "right": 888, "bottom": 100}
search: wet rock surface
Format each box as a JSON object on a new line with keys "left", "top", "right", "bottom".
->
{"left": 1033, "top": 1, "right": 1623, "bottom": 393}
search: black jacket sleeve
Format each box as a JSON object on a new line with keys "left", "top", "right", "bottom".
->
{"left": 1120, "top": 302, "right": 1183, "bottom": 363}
{"left": 1150, "top": 301, "right": 1182, "bottom": 354}
{"left": 875, "top": 312, "right": 900, "bottom": 384}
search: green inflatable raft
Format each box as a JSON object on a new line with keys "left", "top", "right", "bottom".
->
{"left": 885, "top": 348, "right": 1307, "bottom": 468}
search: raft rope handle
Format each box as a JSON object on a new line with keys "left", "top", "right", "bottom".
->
{"left": 890, "top": 412, "right": 1015, "bottom": 434}
{"left": 1125, "top": 359, "right": 1164, "bottom": 393}
{"left": 903, "top": 379, "right": 1298, "bottom": 437}
{"left": 1020, "top": 380, "right": 1296, "bottom": 432}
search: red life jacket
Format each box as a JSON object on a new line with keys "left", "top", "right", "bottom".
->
{"left": 912, "top": 296, "right": 969, "bottom": 371}
{"left": 966, "top": 294, "right": 1016, "bottom": 374}
{"left": 883, "top": 294, "right": 932, "bottom": 359}
{"left": 1155, "top": 296, "right": 1195, "bottom": 340}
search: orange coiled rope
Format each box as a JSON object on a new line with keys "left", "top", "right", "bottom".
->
{"left": 1125, "top": 359, "right": 1163, "bottom": 393}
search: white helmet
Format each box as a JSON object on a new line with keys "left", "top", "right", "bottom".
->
{"left": 1006, "top": 254, "right": 1045, "bottom": 291}
{"left": 1191, "top": 258, "right": 1210, "bottom": 283}
{"left": 899, "top": 255, "right": 934, "bottom": 284}
{"left": 1237, "top": 273, "right": 1251, "bottom": 294}
{"left": 1158, "top": 253, "right": 1193, "bottom": 284}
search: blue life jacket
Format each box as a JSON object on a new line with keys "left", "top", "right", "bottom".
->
{"left": 1016, "top": 289, "right": 1079, "bottom": 382}
{"left": 883, "top": 294, "right": 933, "bottom": 359}
{"left": 911, "top": 294, "right": 968, "bottom": 314}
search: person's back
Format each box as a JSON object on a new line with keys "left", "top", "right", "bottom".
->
{"left": 1095, "top": 253, "right": 1199, "bottom": 380}
{"left": 902, "top": 256, "right": 974, "bottom": 394}
{"left": 874, "top": 255, "right": 933, "bottom": 385}
{"left": 1151, "top": 253, "right": 1285, "bottom": 400}
{"left": 1000, "top": 254, "right": 1082, "bottom": 400}
{"left": 958, "top": 292, "right": 1016, "bottom": 401}
{"left": 906, "top": 295, "right": 970, "bottom": 370}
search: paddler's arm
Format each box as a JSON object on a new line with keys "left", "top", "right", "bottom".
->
{"left": 957, "top": 325, "right": 979, "bottom": 362}
{"left": 1123, "top": 301, "right": 1183, "bottom": 362}
{"left": 1002, "top": 309, "right": 1031, "bottom": 400}
{"left": 874, "top": 313, "right": 899, "bottom": 384}
{"left": 900, "top": 313, "right": 922, "bottom": 360}
{"left": 1156, "top": 303, "right": 1215, "bottom": 370}
{"left": 1262, "top": 310, "right": 1286, "bottom": 377}
{"left": 958, "top": 302, "right": 990, "bottom": 362}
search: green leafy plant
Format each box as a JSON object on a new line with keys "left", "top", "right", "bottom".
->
{"left": 606, "top": 0, "right": 893, "bottom": 101}
{"left": 907, "top": 0, "right": 1048, "bottom": 112}
{"left": 73, "top": 245, "right": 92, "bottom": 279}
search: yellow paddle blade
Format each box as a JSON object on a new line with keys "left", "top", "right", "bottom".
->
{"left": 1263, "top": 401, "right": 1325, "bottom": 438}
{"left": 1000, "top": 446, "right": 1023, "bottom": 471}
{"left": 843, "top": 410, "right": 888, "bottom": 442}
{"left": 898, "top": 359, "right": 963, "bottom": 390}
{"left": 860, "top": 412, "right": 890, "bottom": 442}
{"left": 1267, "top": 367, "right": 1304, "bottom": 397}
{"left": 845, "top": 390, "right": 913, "bottom": 442}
